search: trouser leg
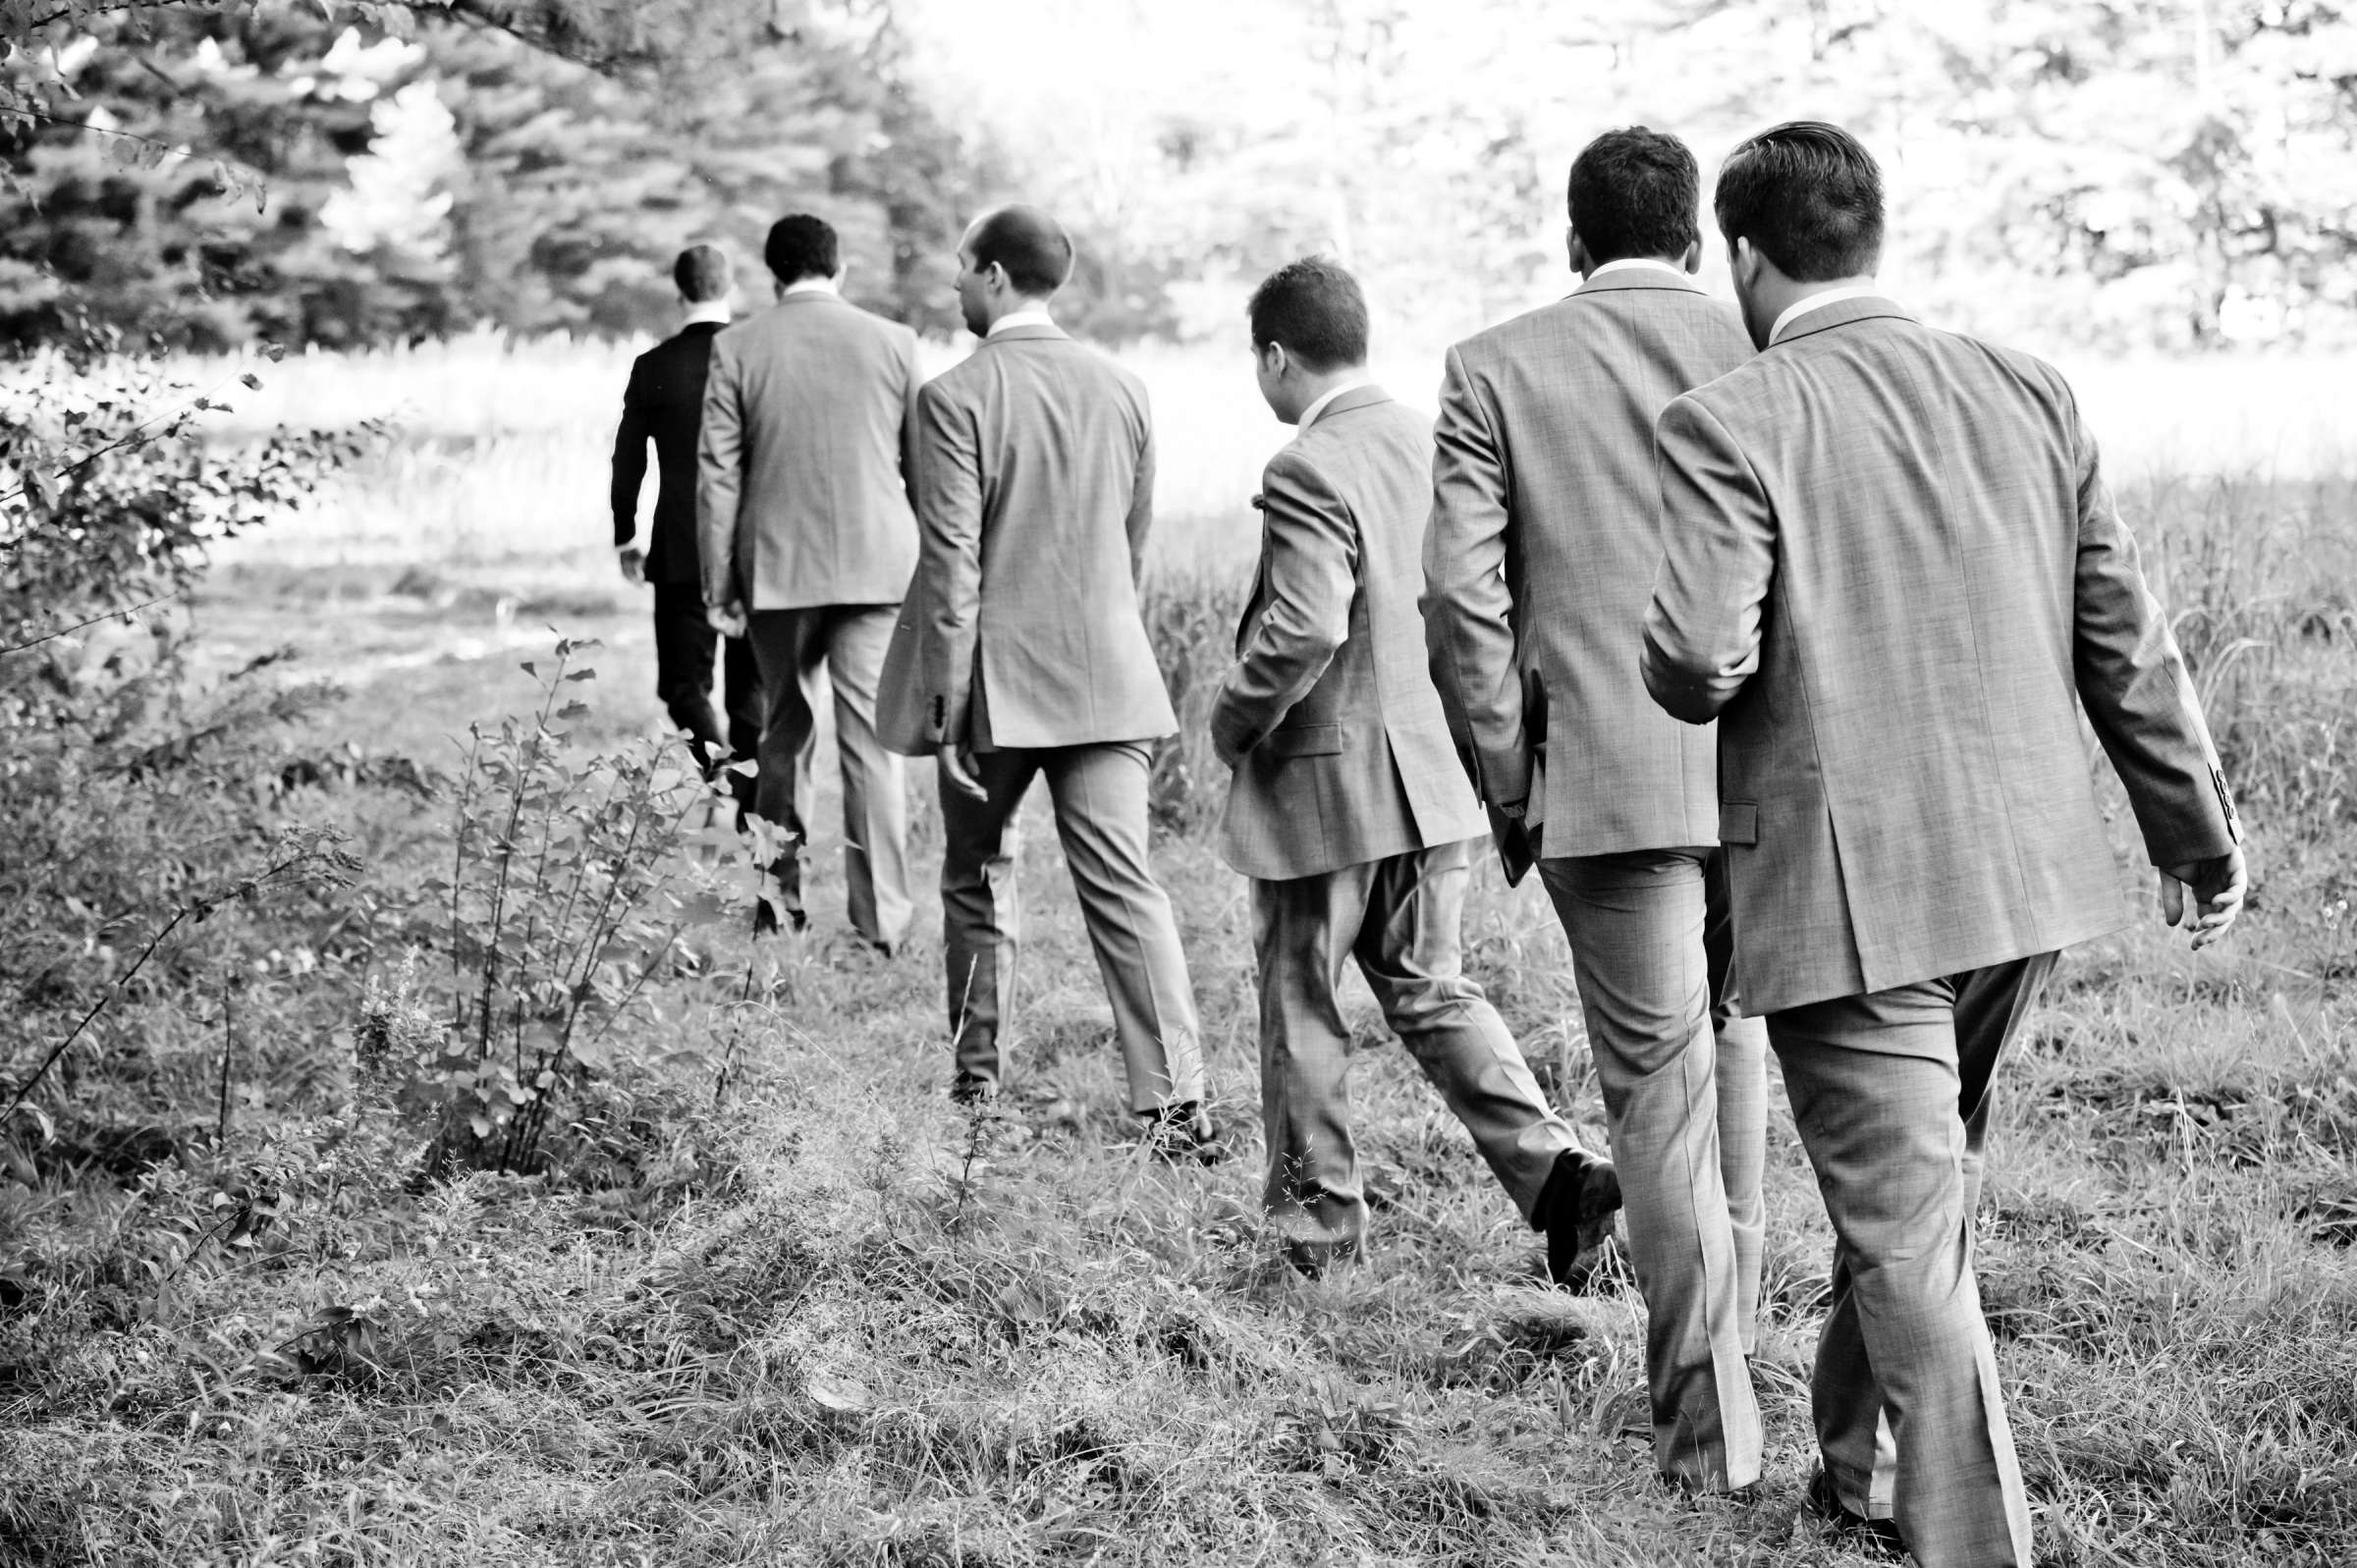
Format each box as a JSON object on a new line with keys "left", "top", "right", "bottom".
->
{"left": 1356, "top": 841, "right": 1580, "bottom": 1221}
{"left": 1704, "top": 848, "right": 1770, "bottom": 1358}
{"left": 1040, "top": 742, "right": 1204, "bottom": 1112}
{"left": 1538, "top": 848, "right": 1762, "bottom": 1491}
{"left": 824, "top": 605, "right": 912, "bottom": 949}
{"left": 937, "top": 749, "right": 1036, "bottom": 1096}
{"left": 1769, "top": 955, "right": 2054, "bottom": 1568}
{"left": 745, "top": 609, "right": 824, "bottom": 922}
{"left": 1251, "top": 864, "right": 1371, "bottom": 1266}
{"left": 650, "top": 584, "right": 725, "bottom": 767}
{"left": 720, "top": 629, "right": 762, "bottom": 811}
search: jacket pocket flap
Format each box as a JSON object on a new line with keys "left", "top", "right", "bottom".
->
{"left": 1270, "top": 723, "right": 1343, "bottom": 758}
{"left": 1719, "top": 800, "right": 1760, "bottom": 845}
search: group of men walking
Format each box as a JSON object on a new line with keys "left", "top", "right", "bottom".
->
{"left": 614, "top": 119, "right": 2248, "bottom": 1567}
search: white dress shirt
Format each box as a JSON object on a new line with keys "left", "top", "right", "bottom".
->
{"left": 684, "top": 298, "right": 734, "bottom": 326}
{"left": 987, "top": 305, "right": 1056, "bottom": 337}
{"left": 1769, "top": 284, "right": 1882, "bottom": 345}
{"left": 782, "top": 276, "right": 839, "bottom": 298}
{"left": 1588, "top": 256, "right": 1692, "bottom": 282}
{"left": 1295, "top": 377, "right": 1376, "bottom": 432}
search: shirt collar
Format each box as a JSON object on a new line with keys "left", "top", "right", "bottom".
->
{"left": 1589, "top": 257, "right": 1691, "bottom": 282}
{"left": 1296, "top": 376, "right": 1375, "bottom": 432}
{"left": 781, "top": 276, "right": 839, "bottom": 297}
{"left": 987, "top": 305, "right": 1057, "bottom": 338}
{"left": 683, "top": 299, "right": 733, "bottom": 326}
{"left": 1770, "top": 284, "right": 1881, "bottom": 345}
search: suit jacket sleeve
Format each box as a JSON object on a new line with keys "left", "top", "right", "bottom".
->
{"left": 1643, "top": 394, "right": 1775, "bottom": 725}
{"left": 1421, "top": 344, "right": 1529, "bottom": 803}
{"left": 2064, "top": 397, "right": 2242, "bottom": 864}
{"left": 914, "top": 378, "right": 985, "bottom": 743}
{"left": 1210, "top": 449, "right": 1357, "bottom": 760}
{"left": 1124, "top": 389, "right": 1157, "bottom": 583}
{"left": 610, "top": 355, "right": 652, "bottom": 549}
{"left": 695, "top": 335, "right": 745, "bottom": 611}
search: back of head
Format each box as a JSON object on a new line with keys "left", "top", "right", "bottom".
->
{"left": 1248, "top": 256, "right": 1369, "bottom": 372}
{"left": 674, "top": 243, "right": 733, "bottom": 303}
{"left": 1713, "top": 120, "right": 1885, "bottom": 281}
{"left": 967, "top": 205, "right": 1075, "bottom": 297}
{"left": 1567, "top": 127, "right": 1700, "bottom": 265}
{"left": 764, "top": 214, "right": 840, "bottom": 286}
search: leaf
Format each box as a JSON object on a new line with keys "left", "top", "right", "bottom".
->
{"left": 562, "top": 669, "right": 596, "bottom": 683}
{"left": 806, "top": 1376, "right": 872, "bottom": 1415}
{"left": 239, "top": 373, "right": 262, "bottom": 392}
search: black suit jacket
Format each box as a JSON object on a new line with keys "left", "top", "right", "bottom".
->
{"left": 611, "top": 320, "right": 724, "bottom": 585}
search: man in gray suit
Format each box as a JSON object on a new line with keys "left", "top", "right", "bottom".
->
{"left": 877, "top": 205, "right": 1214, "bottom": 1156}
{"left": 1214, "top": 258, "right": 1619, "bottom": 1278}
{"left": 1644, "top": 122, "right": 2246, "bottom": 1566}
{"left": 700, "top": 213, "right": 920, "bottom": 951}
{"left": 1421, "top": 128, "right": 1768, "bottom": 1493}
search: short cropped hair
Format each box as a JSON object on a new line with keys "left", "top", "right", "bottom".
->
{"left": 1247, "top": 256, "right": 1369, "bottom": 372}
{"left": 673, "top": 243, "right": 732, "bottom": 302}
{"left": 1567, "top": 127, "right": 1701, "bottom": 265}
{"left": 1714, "top": 121, "right": 1885, "bottom": 282}
{"left": 763, "top": 214, "right": 839, "bottom": 286}
{"left": 966, "top": 205, "right": 1074, "bottom": 297}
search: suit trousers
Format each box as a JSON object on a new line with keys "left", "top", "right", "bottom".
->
{"left": 1769, "top": 951, "right": 2056, "bottom": 1568}
{"left": 939, "top": 741, "right": 1204, "bottom": 1113}
{"left": 1537, "top": 847, "right": 1768, "bottom": 1490}
{"left": 744, "top": 604, "right": 912, "bottom": 949}
{"left": 651, "top": 584, "right": 760, "bottom": 784}
{"left": 1256, "top": 839, "right": 1580, "bottom": 1270}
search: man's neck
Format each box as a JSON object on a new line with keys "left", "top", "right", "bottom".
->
{"left": 1584, "top": 254, "right": 1690, "bottom": 282}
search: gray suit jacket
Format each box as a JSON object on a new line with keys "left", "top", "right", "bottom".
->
{"left": 1212, "top": 386, "right": 1487, "bottom": 882}
{"left": 878, "top": 323, "right": 1177, "bottom": 754}
{"left": 1423, "top": 268, "right": 1752, "bottom": 858}
{"left": 696, "top": 292, "right": 922, "bottom": 612}
{"left": 1642, "top": 297, "right": 2241, "bottom": 1015}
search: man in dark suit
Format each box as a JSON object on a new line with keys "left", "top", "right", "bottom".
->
{"left": 611, "top": 243, "right": 759, "bottom": 794}
{"left": 1644, "top": 121, "right": 2246, "bottom": 1565}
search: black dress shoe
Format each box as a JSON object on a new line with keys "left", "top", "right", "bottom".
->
{"left": 1535, "top": 1148, "right": 1622, "bottom": 1288}
{"left": 949, "top": 1073, "right": 997, "bottom": 1108}
{"left": 1140, "top": 1102, "right": 1225, "bottom": 1165}
{"left": 1803, "top": 1468, "right": 1907, "bottom": 1559}
{"left": 750, "top": 897, "right": 808, "bottom": 939}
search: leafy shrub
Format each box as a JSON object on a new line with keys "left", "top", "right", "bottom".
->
{"left": 368, "top": 637, "right": 732, "bottom": 1179}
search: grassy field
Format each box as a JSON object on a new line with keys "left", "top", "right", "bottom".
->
{"left": 4, "top": 340, "right": 2356, "bottom": 1565}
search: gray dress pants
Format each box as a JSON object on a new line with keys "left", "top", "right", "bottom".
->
{"left": 744, "top": 604, "right": 912, "bottom": 950}
{"left": 938, "top": 740, "right": 1204, "bottom": 1113}
{"left": 1254, "top": 838, "right": 1581, "bottom": 1270}
{"left": 1769, "top": 951, "right": 2056, "bottom": 1568}
{"left": 1539, "top": 847, "right": 1769, "bottom": 1491}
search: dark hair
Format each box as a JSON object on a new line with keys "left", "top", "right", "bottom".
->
{"left": 1247, "top": 256, "right": 1369, "bottom": 372}
{"left": 673, "top": 243, "right": 732, "bottom": 302}
{"left": 1566, "top": 127, "right": 1701, "bottom": 265}
{"left": 1713, "top": 120, "right": 1885, "bottom": 282}
{"left": 763, "top": 214, "right": 840, "bottom": 285}
{"left": 966, "top": 205, "right": 1074, "bottom": 297}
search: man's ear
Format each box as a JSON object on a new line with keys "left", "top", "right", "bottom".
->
{"left": 1262, "top": 341, "right": 1288, "bottom": 380}
{"left": 1679, "top": 238, "right": 1703, "bottom": 275}
{"left": 1564, "top": 224, "right": 1589, "bottom": 278}
{"left": 1728, "top": 236, "right": 1760, "bottom": 289}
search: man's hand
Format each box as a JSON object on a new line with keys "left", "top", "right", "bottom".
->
{"left": 707, "top": 600, "right": 748, "bottom": 639}
{"left": 937, "top": 742, "right": 987, "bottom": 801}
{"left": 618, "top": 547, "right": 645, "bottom": 584}
{"left": 1495, "top": 795, "right": 1528, "bottom": 822}
{"left": 2159, "top": 846, "right": 2247, "bottom": 950}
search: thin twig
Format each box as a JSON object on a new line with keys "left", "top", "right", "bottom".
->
{"left": 0, "top": 592, "right": 178, "bottom": 658}
{"left": 216, "top": 977, "right": 235, "bottom": 1145}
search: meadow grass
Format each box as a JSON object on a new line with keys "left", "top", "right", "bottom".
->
{"left": 4, "top": 341, "right": 2356, "bottom": 1565}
